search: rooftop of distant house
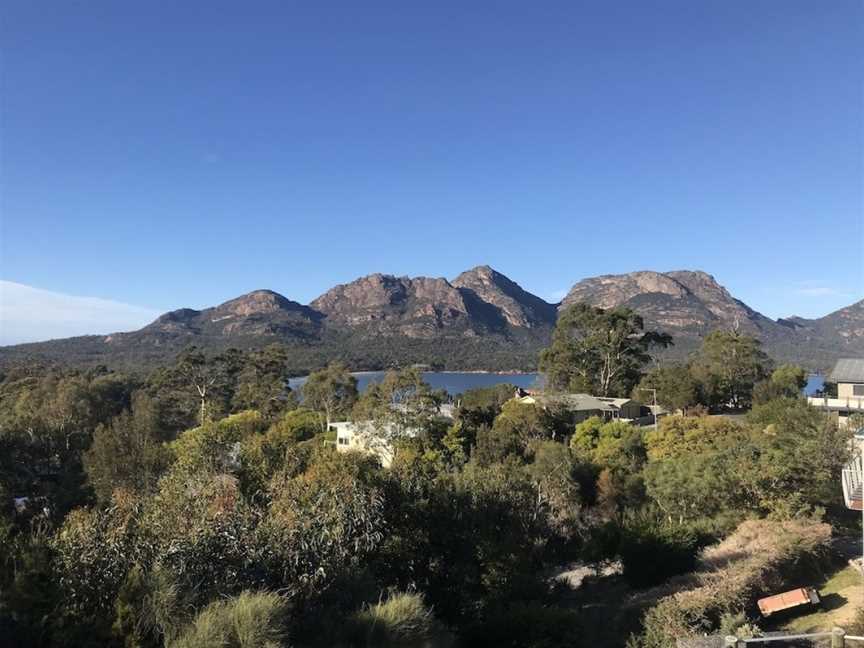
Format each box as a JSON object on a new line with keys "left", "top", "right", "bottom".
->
{"left": 828, "top": 358, "right": 864, "bottom": 383}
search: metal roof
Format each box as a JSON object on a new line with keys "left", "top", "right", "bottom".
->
{"left": 526, "top": 393, "right": 618, "bottom": 411}
{"left": 597, "top": 397, "right": 639, "bottom": 407}
{"left": 828, "top": 358, "right": 864, "bottom": 383}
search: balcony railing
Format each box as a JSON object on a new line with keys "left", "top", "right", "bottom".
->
{"left": 842, "top": 458, "right": 864, "bottom": 510}
{"left": 808, "top": 396, "right": 864, "bottom": 412}
{"left": 722, "top": 628, "right": 864, "bottom": 646}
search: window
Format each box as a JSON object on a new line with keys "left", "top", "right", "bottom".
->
{"left": 854, "top": 384, "right": 864, "bottom": 397}
{"left": 338, "top": 437, "right": 349, "bottom": 445}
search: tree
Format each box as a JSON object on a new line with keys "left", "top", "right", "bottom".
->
{"left": 231, "top": 345, "right": 295, "bottom": 418}
{"left": 455, "top": 383, "right": 516, "bottom": 429}
{"left": 633, "top": 364, "right": 698, "bottom": 413}
{"left": 526, "top": 441, "right": 583, "bottom": 535}
{"left": 489, "top": 400, "right": 551, "bottom": 454}
{"left": 746, "top": 398, "right": 852, "bottom": 515}
{"left": 168, "top": 410, "right": 267, "bottom": 477}
{"left": 83, "top": 393, "right": 171, "bottom": 502}
{"left": 302, "top": 362, "right": 358, "bottom": 432}
{"left": 350, "top": 368, "right": 446, "bottom": 464}
{"left": 570, "top": 417, "right": 646, "bottom": 473}
{"left": 539, "top": 303, "right": 671, "bottom": 396}
{"left": 240, "top": 408, "right": 320, "bottom": 494}
{"left": 262, "top": 451, "right": 385, "bottom": 599}
{"left": 644, "top": 453, "right": 737, "bottom": 523}
{"left": 176, "top": 348, "right": 233, "bottom": 426}
{"left": 753, "top": 364, "right": 808, "bottom": 405}
{"left": 770, "top": 364, "right": 808, "bottom": 394}
{"left": 52, "top": 492, "right": 145, "bottom": 625}
{"left": 691, "top": 330, "right": 771, "bottom": 410}
{"left": 143, "top": 470, "right": 265, "bottom": 607}
{"left": 643, "top": 415, "right": 752, "bottom": 462}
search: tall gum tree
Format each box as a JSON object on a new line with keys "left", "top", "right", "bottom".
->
{"left": 539, "top": 303, "right": 672, "bottom": 396}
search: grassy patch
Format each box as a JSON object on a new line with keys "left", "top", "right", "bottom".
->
{"left": 778, "top": 566, "right": 863, "bottom": 633}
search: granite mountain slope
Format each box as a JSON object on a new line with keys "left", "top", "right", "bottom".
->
{"left": 1, "top": 269, "right": 860, "bottom": 372}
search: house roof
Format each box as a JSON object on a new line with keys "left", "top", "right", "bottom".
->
{"left": 597, "top": 397, "right": 640, "bottom": 408}
{"left": 390, "top": 402, "right": 455, "bottom": 419}
{"left": 522, "top": 393, "right": 617, "bottom": 412}
{"left": 829, "top": 358, "right": 864, "bottom": 383}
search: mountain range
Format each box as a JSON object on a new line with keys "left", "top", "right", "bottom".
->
{"left": 1, "top": 266, "right": 861, "bottom": 374}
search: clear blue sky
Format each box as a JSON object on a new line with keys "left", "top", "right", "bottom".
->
{"left": 1, "top": 1, "right": 862, "bottom": 343}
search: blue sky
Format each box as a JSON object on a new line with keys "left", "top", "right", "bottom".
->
{"left": 1, "top": 1, "right": 862, "bottom": 344}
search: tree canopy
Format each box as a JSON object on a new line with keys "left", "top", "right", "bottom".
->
{"left": 539, "top": 303, "right": 671, "bottom": 396}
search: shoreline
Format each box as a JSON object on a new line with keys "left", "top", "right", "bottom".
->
{"left": 289, "top": 369, "right": 541, "bottom": 381}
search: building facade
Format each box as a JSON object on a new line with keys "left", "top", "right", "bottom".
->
{"left": 808, "top": 358, "right": 864, "bottom": 427}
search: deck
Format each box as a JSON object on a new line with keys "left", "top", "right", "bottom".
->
{"left": 842, "top": 459, "right": 864, "bottom": 511}
{"left": 809, "top": 396, "right": 864, "bottom": 413}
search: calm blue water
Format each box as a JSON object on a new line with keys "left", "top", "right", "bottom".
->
{"left": 805, "top": 374, "right": 824, "bottom": 396}
{"left": 289, "top": 371, "right": 542, "bottom": 396}
{"left": 289, "top": 372, "right": 823, "bottom": 398}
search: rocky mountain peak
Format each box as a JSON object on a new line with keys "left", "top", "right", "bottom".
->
{"left": 561, "top": 271, "right": 688, "bottom": 310}
{"left": 145, "top": 308, "right": 202, "bottom": 333}
{"left": 452, "top": 265, "right": 556, "bottom": 329}
{"left": 216, "top": 290, "right": 300, "bottom": 317}
{"left": 310, "top": 273, "right": 471, "bottom": 336}
{"left": 2, "top": 268, "right": 861, "bottom": 372}
{"left": 312, "top": 274, "right": 412, "bottom": 312}
{"left": 558, "top": 269, "right": 785, "bottom": 350}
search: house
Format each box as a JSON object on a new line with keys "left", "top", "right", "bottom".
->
{"left": 808, "top": 358, "right": 864, "bottom": 427}
{"left": 515, "top": 393, "right": 616, "bottom": 423}
{"left": 831, "top": 359, "right": 864, "bottom": 400}
{"left": 514, "top": 393, "right": 649, "bottom": 424}
{"left": 331, "top": 402, "right": 454, "bottom": 467}
{"left": 596, "top": 397, "right": 643, "bottom": 420}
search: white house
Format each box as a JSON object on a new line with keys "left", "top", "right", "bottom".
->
{"left": 331, "top": 402, "right": 454, "bottom": 467}
{"left": 331, "top": 420, "right": 406, "bottom": 467}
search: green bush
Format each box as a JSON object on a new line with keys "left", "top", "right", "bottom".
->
{"left": 619, "top": 519, "right": 703, "bottom": 588}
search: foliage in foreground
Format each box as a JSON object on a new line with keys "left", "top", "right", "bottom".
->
{"left": 0, "top": 334, "right": 853, "bottom": 648}
{"left": 351, "top": 592, "right": 450, "bottom": 647}
{"left": 169, "top": 591, "right": 289, "bottom": 648}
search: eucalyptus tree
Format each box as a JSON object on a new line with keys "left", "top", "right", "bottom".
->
{"left": 302, "top": 362, "right": 358, "bottom": 432}
{"left": 540, "top": 303, "right": 671, "bottom": 396}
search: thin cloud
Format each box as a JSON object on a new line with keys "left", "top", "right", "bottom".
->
{"left": 796, "top": 287, "right": 842, "bottom": 297}
{"left": 0, "top": 281, "right": 161, "bottom": 346}
{"left": 792, "top": 281, "right": 853, "bottom": 299}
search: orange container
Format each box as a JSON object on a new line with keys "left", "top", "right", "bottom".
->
{"left": 757, "top": 587, "right": 820, "bottom": 617}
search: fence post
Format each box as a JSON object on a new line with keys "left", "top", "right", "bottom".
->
{"left": 724, "top": 637, "right": 739, "bottom": 648}
{"left": 833, "top": 627, "right": 846, "bottom": 648}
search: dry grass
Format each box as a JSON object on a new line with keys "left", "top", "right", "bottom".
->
{"left": 778, "top": 565, "right": 863, "bottom": 633}
{"left": 633, "top": 518, "right": 832, "bottom": 648}
{"left": 352, "top": 592, "right": 452, "bottom": 648}
{"left": 169, "top": 591, "right": 288, "bottom": 648}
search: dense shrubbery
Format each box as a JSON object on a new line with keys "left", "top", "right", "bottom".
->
{"left": 0, "top": 328, "right": 853, "bottom": 647}
{"left": 617, "top": 517, "right": 704, "bottom": 588}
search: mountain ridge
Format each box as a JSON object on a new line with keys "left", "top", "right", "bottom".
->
{"left": 1, "top": 268, "right": 861, "bottom": 373}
